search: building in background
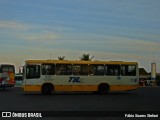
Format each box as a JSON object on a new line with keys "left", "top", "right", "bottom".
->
{"left": 139, "top": 62, "right": 159, "bottom": 86}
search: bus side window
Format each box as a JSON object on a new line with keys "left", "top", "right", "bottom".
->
{"left": 121, "top": 65, "right": 136, "bottom": 76}
{"left": 106, "top": 65, "right": 120, "bottom": 76}
{"left": 42, "top": 64, "right": 55, "bottom": 75}
{"left": 26, "top": 65, "right": 40, "bottom": 79}
{"left": 56, "top": 64, "right": 72, "bottom": 75}
{"left": 89, "top": 65, "right": 94, "bottom": 75}
{"left": 89, "top": 65, "right": 104, "bottom": 76}
{"left": 73, "top": 64, "right": 88, "bottom": 75}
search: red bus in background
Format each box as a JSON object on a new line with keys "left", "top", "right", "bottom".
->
{"left": 0, "top": 64, "right": 15, "bottom": 90}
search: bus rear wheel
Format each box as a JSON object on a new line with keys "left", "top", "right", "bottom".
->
{"left": 98, "top": 84, "right": 109, "bottom": 94}
{"left": 42, "top": 84, "right": 53, "bottom": 95}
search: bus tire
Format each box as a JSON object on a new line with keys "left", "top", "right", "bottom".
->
{"left": 98, "top": 83, "right": 109, "bottom": 94}
{"left": 42, "top": 84, "right": 53, "bottom": 95}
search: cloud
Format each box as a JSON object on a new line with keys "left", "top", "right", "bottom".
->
{"left": 0, "top": 20, "right": 65, "bottom": 32}
{"left": 17, "top": 33, "right": 57, "bottom": 42}
{"left": 0, "top": 20, "right": 29, "bottom": 30}
{"left": 99, "top": 35, "right": 160, "bottom": 53}
{"left": 0, "top": 20, "right": 59, "bottom": 44}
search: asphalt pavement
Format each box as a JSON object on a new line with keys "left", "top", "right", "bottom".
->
{"left": 0, "top": 87, "right": 160, "bottom": 119}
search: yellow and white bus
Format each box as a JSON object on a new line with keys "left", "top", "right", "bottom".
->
{"left": 23, "top": 60, "right": 139, "bottom": 94}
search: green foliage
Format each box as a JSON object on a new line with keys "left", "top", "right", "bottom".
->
{"left": 58, "top": 56, "right": 65, "bottom": 60}
{"left": 79, "top": 54, "right": 94, "bottom": 61}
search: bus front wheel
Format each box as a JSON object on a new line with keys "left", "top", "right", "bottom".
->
{"left": 98, "top": 84, "right": 109, "bottom": 94}
{"left": 42, "top": 84, "right": 53, "bottom": 95}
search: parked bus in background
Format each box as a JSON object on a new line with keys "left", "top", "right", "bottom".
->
{"left": 0, "top": 64, "right": 15, "bottom": 90}
{"left": 23, "top": 60, "right": 139, "bottom": 94}
{"left": 15, "top": 74, "right": 23, "bottom": 87}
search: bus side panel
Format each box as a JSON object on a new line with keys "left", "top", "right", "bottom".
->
{"left": 54, "top": 85, "right": 97, "bottom": 91}
{"left": 23, "top": 85, "right": 41, "bottom": 92}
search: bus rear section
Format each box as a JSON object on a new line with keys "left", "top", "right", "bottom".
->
{"left": 0, "top": 64, "right": 15, "bottom": 90}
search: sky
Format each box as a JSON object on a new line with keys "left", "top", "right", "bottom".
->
{"left": 0, "top": 0, "right": 160, "bottom": 73}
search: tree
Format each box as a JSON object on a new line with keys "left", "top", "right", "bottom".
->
{"left": 79, "top": 54, "right": 94, "bottom": 61}
{"left": 58, "top": 56, "right": 65, "bottom": 60}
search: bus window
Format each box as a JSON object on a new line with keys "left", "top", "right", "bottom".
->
{"left": 26, "top": 65, "right": 40, "bottom": 79}
{"left": 73, "top": 64, "right": 88, "bottom": 75}
{"left": 89, "top": 65, "right": 104, "bottom": 75}
{"left": 121, "top": 65, "right": 136, "bottom": 76}
{"left": 56, "top": 64, "right": 72, "bottom": 75}
{"left": 42, "top": 64, "right": 55, "bottom": 75}
{"left": 2, "top": 67, "right": 14, "bottom": 73}
{"left": 106, "top": 65, "right": 120, "bottom": 76}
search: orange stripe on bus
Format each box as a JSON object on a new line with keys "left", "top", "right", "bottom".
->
{"left": 23, "top": 85, "right": 138, "bottom": 92}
